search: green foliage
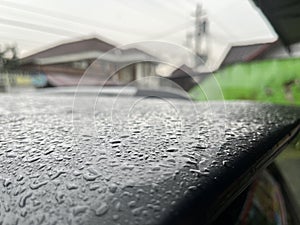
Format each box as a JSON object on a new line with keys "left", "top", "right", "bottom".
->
{"left": 0, "top": 45, "right": 19, "bottom": 72}
{"left": 190, "top": 58, "right": 300, "bottom": 105}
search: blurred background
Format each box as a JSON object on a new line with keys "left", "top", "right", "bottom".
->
{"left": 1, "top": 0, "right": 299, "bottom": 106}
{"left": 0, "top": 0, "right": 299, "bottom": 212}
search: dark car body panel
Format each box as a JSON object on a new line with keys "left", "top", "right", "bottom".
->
{"left": 0, "top": 95, "right": 299, "bottom": 225}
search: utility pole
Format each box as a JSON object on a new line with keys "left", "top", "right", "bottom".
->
{"left": 195, "top": 4, "right": 202, "bottom": 56}
{"left": 193, "top": 4, "right": 208, "bottom": 67}
{"left": 0, "top": 47, "right": 4, "bottom": 92}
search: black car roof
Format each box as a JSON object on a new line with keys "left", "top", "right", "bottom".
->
{"left": 0, "top": 95, "right": 299, "bottom": 225}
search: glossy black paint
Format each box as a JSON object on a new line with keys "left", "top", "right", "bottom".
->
{"left": 0, "top": 95, "right": 299, "bottom": 225}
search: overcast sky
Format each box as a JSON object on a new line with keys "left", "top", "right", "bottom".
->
{"left": 0, "top": 0, "right": 277, "bottom": 67}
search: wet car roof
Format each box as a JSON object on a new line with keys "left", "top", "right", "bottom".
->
{"left": 0, "top": 95, "right": 299, "bottom": 225}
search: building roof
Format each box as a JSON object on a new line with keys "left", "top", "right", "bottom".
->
{"left": 191, "top": 40, "right": 277, "bottom": 74}
{"left": 22, "top": 37, "right": 115, "bottom": 61}
{"left": 219, "top": 41, "right": 275, "bottom": 68}
{"left": 199, "top": 41, "right": 274, "bottom": 72}
{"left": 255, "top": 41, "right": 300, "bottom": 59}
{"left": 21, "top": 37, "right": 157, "bottom": 65}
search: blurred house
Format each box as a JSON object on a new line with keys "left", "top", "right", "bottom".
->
{"left": 216, "top": 41, "right": 275, "bottom": 68}
{"left": 254, "top": 41, "right": 300, "bottom": 60}
{"left": 20, "top": 37, "right": 157, "bottom": 87}
{"left": 213, "top": 40, "right": 300, "bottom": 66}
{"left": 168, "top": 40, "right": 276, "bottom": 91}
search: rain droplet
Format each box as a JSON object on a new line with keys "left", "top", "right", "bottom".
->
{"left": 166, "top": 147, "right": 179, "bottom": 152}
{"left": 3, "top": 178, "right": 12, "bottom": 187}
{"left": 19, "top": 192, "right": 33, "bottom": 208}
{"left": 55, "top": 192, "right": 64, "bottom": 204}
{"left": 132, "top": 207, "right": 143, "bottom": 216}
{"left": 95, "top": 202, "right": 109, "bottom": 216}
{"left": 128, "top": 201, "right": 136, "bottom": 208}
{"left": 83, "top": 173, "right": 98, "bottom": 181}
{"left": 50, "top": 171, "right": 66, "bottom": 180}
{"left": 73, "top": 205, "right": 88, "bottom": 216}
{"left": 109, "top": 184, "right": 117, "bottom": 193}
{"left": 66, "top": 183, "right": 78, "bottom": 190}
{"left": 112, "top": 215, "right": 119, "bottom": 221}
{"left": 30, "top": 181, "right": 48, "bottom": 190}
{"left": 115, "top": 202, "right": 121, "bottom": 211}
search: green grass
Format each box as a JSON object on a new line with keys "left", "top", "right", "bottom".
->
{"left": 190, "top": 58, "right": 300, "bottom": 105}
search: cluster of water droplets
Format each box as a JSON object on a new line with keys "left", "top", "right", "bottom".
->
{"left": 0, "top": 95, "right": 299, "bottom": 224}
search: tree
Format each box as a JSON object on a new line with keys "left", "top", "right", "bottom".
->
{"left": 0, "top": 45, "right": 19, "bottom": 72}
